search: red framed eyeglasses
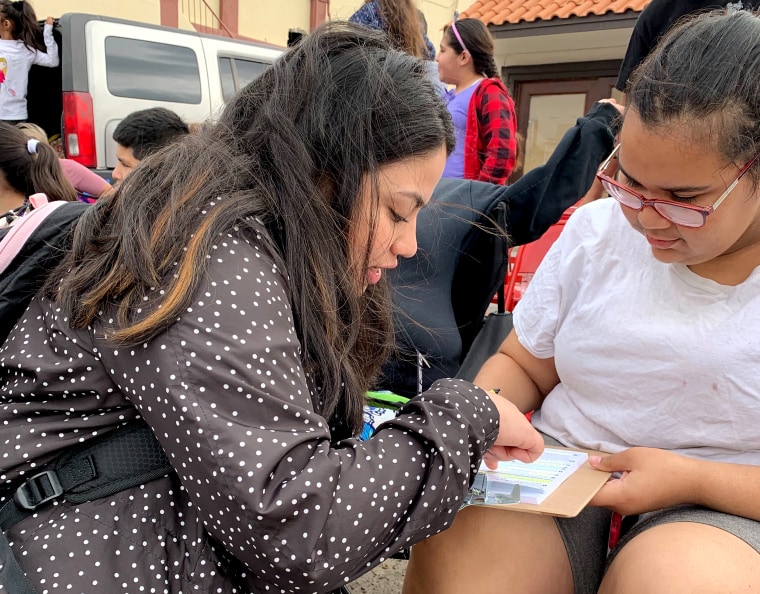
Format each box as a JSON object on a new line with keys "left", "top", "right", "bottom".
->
{"left": 596, "top": 144, "right": 757, "bottom": 228}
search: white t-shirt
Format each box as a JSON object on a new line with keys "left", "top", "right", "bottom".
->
{"left": 514, "top": 198, "right": 760, "bottom": 465}
{"left": 0, "top": 23, "right": 59, "bottom": 120}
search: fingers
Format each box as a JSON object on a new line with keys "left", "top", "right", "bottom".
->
{"left": 597, "top": 97, "right": 624, "bottom": 114}
{"left": 523, "top": 428, "right": 545, "bottom": 460}
{"left": 502, "top": 429, "right": 544, "bottom": 463}
{"left": 485, "top": 392, "right": 544, "bottom": 466}
{"left": 483, "top": 438, "right": 544, "bottom": 468}
{"left": 484, "top": 446, "right": 514, "bottom": 464}
{"left": 483, "top": 445, "right": 524, "bottom": 466}
{"left": 589, "top": 454, "right": 609, "bottom": 470}
{"left": 587, "top": 454, "right": 632, "bottom": 511}
{"left": 588, "top": 476, "right": 624, "bottom": 507}
{"left": 506, "top": 446, "right": 540, "bottom": 464}
{"left": 482, "top": 450, "right": 501, "bottom": 470}
{"left": 505, "top": 417, "right": 544, "bottom": 462}
{"left": 589, "top": 452, "right": 629, "bottom": 473}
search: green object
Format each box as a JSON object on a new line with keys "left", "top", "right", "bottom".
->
{"left": 365, "top": 390, "right": 409, "bottom": 409}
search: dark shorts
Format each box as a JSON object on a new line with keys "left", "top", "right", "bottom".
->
{"left": 542, "top": 434, "right": 760, "bottom": 594}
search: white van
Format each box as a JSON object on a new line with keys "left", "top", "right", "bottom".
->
{"left": 27, "top": 13, "right": 283, "bottom": 176}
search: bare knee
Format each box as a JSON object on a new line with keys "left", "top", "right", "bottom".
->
{"left": 403, "top": 507, "right": 572, "bottom": 594}
{"left": 600, "top": 522, "right": 760, "bottom": 594}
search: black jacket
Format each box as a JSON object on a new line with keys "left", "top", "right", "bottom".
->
{"left": 380, "top": 101, "right": 620, "bottom": 396}
{"left": 0, "top": 201, "right": 89, "bottom": 344}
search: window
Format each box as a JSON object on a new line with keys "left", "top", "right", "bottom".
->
{"left": 506, "top": 61, "right": 622, "bottom": 180}
{"left": 105, "top": 37, "right": 202, "bottom": 104}
{"left": 219, "top": 57, "right": 269, "bottom": 101}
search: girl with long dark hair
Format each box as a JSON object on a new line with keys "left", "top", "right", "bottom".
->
{"left": 0, "top": 22, "right": 542, "bottom": 593}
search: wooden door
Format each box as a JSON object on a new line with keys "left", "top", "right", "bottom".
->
{"left": 511, "top": 76, "right": 621, "bottom": 179}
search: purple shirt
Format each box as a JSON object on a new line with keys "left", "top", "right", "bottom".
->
{"left": 442, "top": 83, "right": 479, "bottom": 179}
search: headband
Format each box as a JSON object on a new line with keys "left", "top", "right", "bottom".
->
{"left": 27, "top": 138, "right": 39, "bottom": 155}
{"left": 450, "top": 19, "right": 469, "bottom": 55}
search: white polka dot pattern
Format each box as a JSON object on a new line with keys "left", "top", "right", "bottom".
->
{"left": 0, "top": 228, "right": 499, "bottom": 592}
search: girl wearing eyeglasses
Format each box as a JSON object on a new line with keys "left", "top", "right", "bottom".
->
{"left": 405, "top": 9, "right": 760, "bottom": 594}
{"left": 436, "top": 17, "right": 517, "bottom": 185}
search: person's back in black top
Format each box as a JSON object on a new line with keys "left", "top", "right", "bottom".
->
{"left": 617, "top": 0, "right": 760, "bottom": 92}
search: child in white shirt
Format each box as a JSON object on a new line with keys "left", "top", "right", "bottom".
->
{"left": 0, "top": 1, "right": 58, "bottom": 122}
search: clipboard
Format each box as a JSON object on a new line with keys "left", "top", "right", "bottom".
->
{"left": 465, "top": 446, "right": 611, "bottom": 518}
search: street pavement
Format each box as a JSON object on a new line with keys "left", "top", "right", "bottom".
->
{"left": 349, "top": 558, "right": 407, "bottom": 593}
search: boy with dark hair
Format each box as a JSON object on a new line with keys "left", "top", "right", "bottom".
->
{"left": 112, "top": 107, "right": 189, "bottom": 186}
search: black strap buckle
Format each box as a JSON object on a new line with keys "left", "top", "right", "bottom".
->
{"left": 14, "top": 470, "right": 64, "bottom": 510}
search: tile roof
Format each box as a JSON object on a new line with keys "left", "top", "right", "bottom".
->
{"left": 461, "top": 0, "right": 650, "bottom": 27}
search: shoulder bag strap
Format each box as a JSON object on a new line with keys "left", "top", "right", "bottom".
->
{"left": 0, "top": 419, "right": 173, "bottom": 592}
{"left": 0, "top": 199, "right": 66, "bottom": 275}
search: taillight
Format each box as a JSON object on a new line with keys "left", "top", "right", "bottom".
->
{"left": 62, "top": 91, "right": 96, "bottom": 168}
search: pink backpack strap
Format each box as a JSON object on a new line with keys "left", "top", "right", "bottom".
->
{"left": 28, "top": 193, "right": 49, "bottom": 209}
{"left": 0, "top": 200, "right": 67, "bottom": 275}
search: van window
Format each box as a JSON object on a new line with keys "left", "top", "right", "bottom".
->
{"left": 219, "top": 57, "right": 269, "bottom": 101}
{"left": 105, "top": 37, "right": 202, "bottom": 104}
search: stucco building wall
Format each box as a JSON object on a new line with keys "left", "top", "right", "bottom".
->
{"left": 35, "top": 0, "right": 469, "bottom": 48}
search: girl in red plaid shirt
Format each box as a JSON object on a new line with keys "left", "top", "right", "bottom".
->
{"left": 437, "top": 17, "right": 517, "bottom": 185}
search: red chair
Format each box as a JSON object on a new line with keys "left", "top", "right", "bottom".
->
{"left": 504, "top": 205, "right": 578, "bottom": 311}
{"left": 491, "top": 247, "right": 519, "bottom": 307}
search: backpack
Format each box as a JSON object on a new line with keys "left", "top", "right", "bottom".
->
{"left": 0, "top": 197, "right": 174, "bottom": 594}
{"left": 0, "top": 197, "right": 89, "bottom": 344}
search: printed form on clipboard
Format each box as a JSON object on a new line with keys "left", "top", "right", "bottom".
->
{"left": 461, "top": 446, "right": 611, "bottom": 518}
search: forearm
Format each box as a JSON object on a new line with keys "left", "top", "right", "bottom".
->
{"left": 474, "top": 352, "right": 543, "bottom": 413}
{"left": 38, "top": 24, "right": 59, "bottom": 67}
{"left": 689, "top": 457, "right": 760, "bottom": 521}
{"left": 478, "top": 150, "right": 513, "bottom": 185}
{"left": 474, "top": 331, "right": 557, "bottom": 413}
{"left": 593, "top": 448, "right": 760, "bottom": 519}
{"left": 97, "top": 239, "right": 501, "bottom": 590}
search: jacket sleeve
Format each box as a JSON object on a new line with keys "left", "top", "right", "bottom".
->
{"left": 348, "top": 2, "right": 382, "bottom": 29}
{"left": 502, "top": 101, "right": 620, "bottom": 246}
{"left": 476, "top": 83, "right": 517, "bottom": 185}
{"left": 59, "top": 159, "right": 111, "bottom": 197}
{"left": 32, "top": 23, "right": 59, "bottom": 68}
{"left": 615, "top": 0, "right": 668, "bottom": 92}
{"left": 97, "top": 229, "right": 499, "bottom": 592}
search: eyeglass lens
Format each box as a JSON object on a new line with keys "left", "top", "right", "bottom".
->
{"left": 600, "top": 180, "right": 704, "bottom": 227}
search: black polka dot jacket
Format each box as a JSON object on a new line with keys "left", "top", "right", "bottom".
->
{"left": 0, "top": 227, "right": 500, "bottom": 593}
